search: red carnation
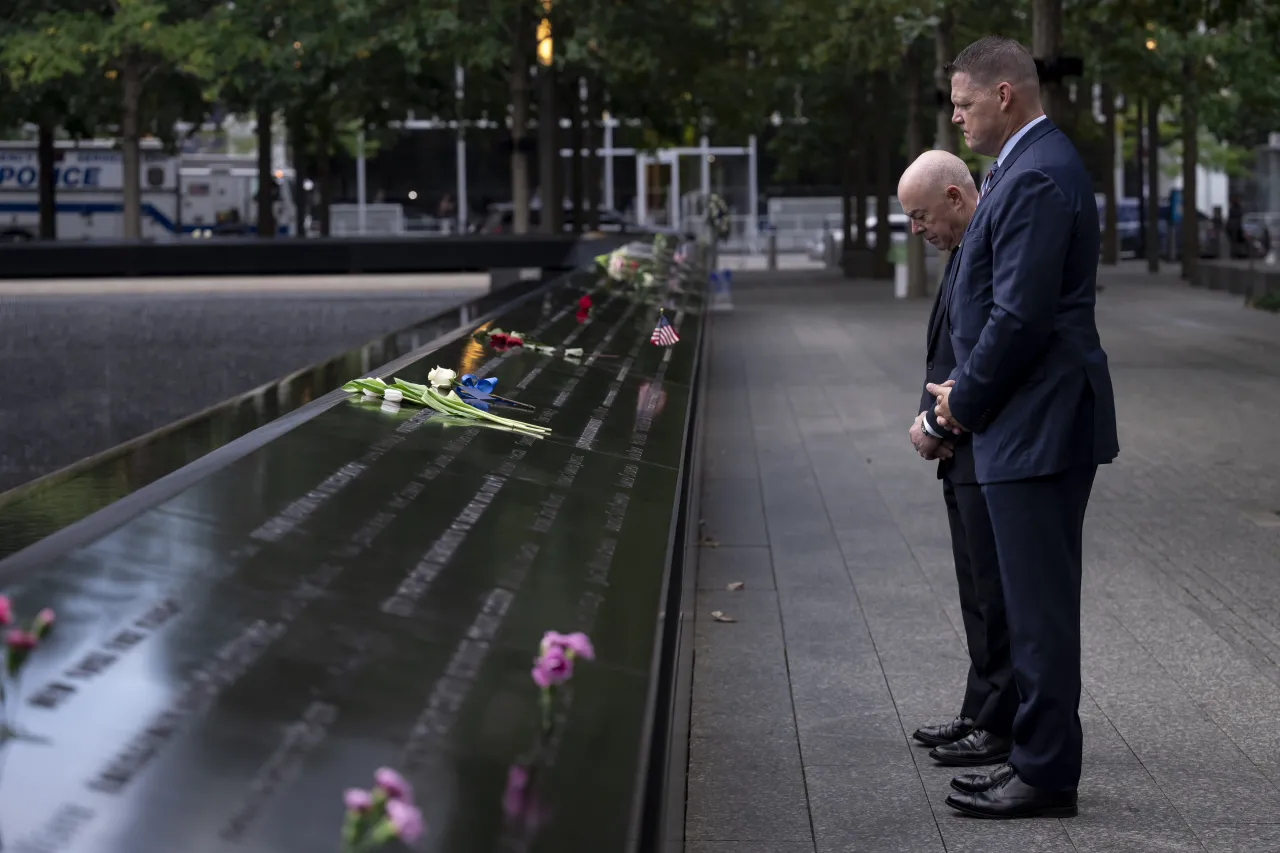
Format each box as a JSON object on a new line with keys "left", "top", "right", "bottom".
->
{"left": 507, "top": 336, "right": 524, "bottom": 347}
{"left": 578, "top": 294, "right": 593, "bottom": 310}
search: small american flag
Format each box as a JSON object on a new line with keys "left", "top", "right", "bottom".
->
{"left": 650, "top": 312, "right": 680, "bottom": 346}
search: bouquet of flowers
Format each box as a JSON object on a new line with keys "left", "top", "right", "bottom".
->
{"left": 341, "top": 767, "right": 424, "bottom": 851}
{"left": 342, "top": 370, "right": 550, "bottom": 436}
{"left": 1, "top": 596, "right": 55, "bottom": 741}
{"left": 531, "top": 631, "right": 595, "bottom": 732}
{"left": 595, "top": 234, "right": 676, "bottom": 288}
{"left": 473, "top": 327, "right": 583, "bottom": 358}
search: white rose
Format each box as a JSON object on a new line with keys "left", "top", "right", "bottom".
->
{"left": 384, "top": 388, "right": 404, "bottom": 402}
{"left": 608, "top": 252, "right": 627, "bottom": 280}
{"left": 427, "top": 366, "right": 457, "bottom": 388}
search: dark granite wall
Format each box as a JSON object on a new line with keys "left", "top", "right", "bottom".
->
{"left": 0, "top": 288, "right": 479, "bottom": 493}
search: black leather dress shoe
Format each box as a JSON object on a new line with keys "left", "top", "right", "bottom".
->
{"left": 929, "top": 730, "right": 1012, "bottom": 766}
{"left": 912, "top": 716, "right": 974, "bottom": 747}
{"left": 951, "top": 763, "right": 1016, "bottom": 793}
{"left": 945, "top": 770, "right": 1078, "bottom": 819}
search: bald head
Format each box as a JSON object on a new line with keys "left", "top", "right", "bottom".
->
{"left": 899, "top": 150, "right": 976, "bottom": 200}
{"left": 897, "top": 150, "right": 977, "bottom": 252}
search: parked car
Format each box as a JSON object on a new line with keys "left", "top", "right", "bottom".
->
{"left": 806, "top": 213, "right": 908, "bottom": 260}
{"left": 1100, "top": 198, "right": 1219, "bottom": 260}
{"left": 1234, "top": 218, "right": 1272, "bottom": 259}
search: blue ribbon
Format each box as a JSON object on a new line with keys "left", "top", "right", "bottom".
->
{"left": 456, "top": 374, "right": 498, "bottom": 411}
{"left": 460, "top": 374, "right": 498, "bottom": 393}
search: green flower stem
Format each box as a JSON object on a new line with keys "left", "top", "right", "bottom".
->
{"left": 342, "top": 378, "right": 390, "bottom": 396}
{"left": 423, "top": 386, "right": 550, "bottom": 434}
{"left": 345, "top": 376, "right": 550, "bottom": 435}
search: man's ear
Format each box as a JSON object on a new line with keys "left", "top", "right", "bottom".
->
{"left": 997, "top": 82, "right": 1013, "bottom": 111}
{"left": 945, "top": 186, "right": 963, "bottom": 209}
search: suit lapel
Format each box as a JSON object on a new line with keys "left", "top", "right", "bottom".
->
{"left": 927, "top": 245, "right": 961, "bottom": 352}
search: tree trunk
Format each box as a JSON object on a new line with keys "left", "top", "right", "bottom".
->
{"left": 1135, "top": 99, "right": 1145, "bottom": 258}
{"left": 934, "top": 9, "right": 956, "bottom": 153}
{"left": 317, "top": 123, "right": 332, "bottom": 237}
{"left": 289, "top": 115, "right": 307, "bottom": 238}
{"left": 586, "top": 78, "right": 600, "bottom": 230}
{"left": 1146, "top": 97, "right": 1160, "bottom": 273}
{"left": 570, "top": 76, "right": 584, "bottom": 234}
{"left": 37, "top": 120, "right": 56, "bottom": 240}
{"left": 853, "top": 82, "right": 869, "bottom": 252}
{"left": 510, "top": 10, "right": 532, "bottom": 234}
{"left": 853, "top": 141, "right": 868, "bottom": 251}
{"left": 538, "top": 63, "right": 561, "bottom": 234}
{"left": 1032, "top": 0, "right": 1070, "bottom": 124}
{"left": 873, "top": 72, "right": 893, "bottom": 279}
{"left": 120, "top": 62, "right": 143, "bottom": 240}
{"left": 934, "top": 18, "right": 956, "bottom": 272}
{"left": 841, "top": 147, "right": 853, "bottom": 251}
{"left": 1100, "top": 82, "right": 1117, "bottom": 264}
{"left": 1180, "top": 58, "right": 1198, "bottom": 282}
{"left": 843, "top": 79, "right": 870, "bottom": 278}
{"left": 256, "top": 104, "right": 275, "bottom": 239}
{"left": 906, "top": 46, "right": 928, "bottom": 297}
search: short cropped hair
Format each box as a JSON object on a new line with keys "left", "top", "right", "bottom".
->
{"left": 946, "top": 36, "right": 1039, "bottom": 89}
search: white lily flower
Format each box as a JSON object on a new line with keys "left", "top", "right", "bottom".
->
{"left": 384, "top": 388, "right": 404, "bottom": 403}
{"left": 427, "top": 366, "right": 457, "bottom": 388}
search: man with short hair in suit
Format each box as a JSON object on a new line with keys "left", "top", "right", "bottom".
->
{"left": 926, "top": 36, "right": 1120, "bottom": 819}
{"left": 900, "top": 151, "right": 1018, "bottom": 771}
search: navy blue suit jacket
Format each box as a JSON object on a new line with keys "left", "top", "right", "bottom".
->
{"left": 944, "top": 119, "right": 1119, "bottom": 483}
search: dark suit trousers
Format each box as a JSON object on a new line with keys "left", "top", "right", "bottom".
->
{"left": 943, "top": 477, "right": 1016, "bottom": 735}
{"left": 982, "top": 464, "right": 1098, "bottom": 791}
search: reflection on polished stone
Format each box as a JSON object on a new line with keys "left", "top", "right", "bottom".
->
{"left": 0, "top": 278, "right": 554, "bottom": 561}
{"left": 0, "top": 267, "right": 704, "bottom": 852}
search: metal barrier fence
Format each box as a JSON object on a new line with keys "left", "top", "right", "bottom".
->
{"left": 714, "top": 213, "right": 842, "bottom": 254}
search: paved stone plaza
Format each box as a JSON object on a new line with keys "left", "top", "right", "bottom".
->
{"left": 689, "top": 264, "right": 1280, "bottom": 853}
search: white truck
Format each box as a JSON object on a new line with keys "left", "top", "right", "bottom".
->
{"left": 0, "top": 140, "right": 296, "bottom": 241}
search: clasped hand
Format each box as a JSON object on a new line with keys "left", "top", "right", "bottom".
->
{"left": 909, "top": 411, "right": 954, "bottom": 460}
{"left": 924, "top": 380, "right": 966, "bottom": 434}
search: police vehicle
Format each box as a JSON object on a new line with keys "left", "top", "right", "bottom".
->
{"left": 0, "top": 139, "right": 296, "bottom": 241}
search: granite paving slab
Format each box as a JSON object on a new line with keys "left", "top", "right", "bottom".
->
{"left": 687, "top": 263, "right": 1280, "bottom": 853}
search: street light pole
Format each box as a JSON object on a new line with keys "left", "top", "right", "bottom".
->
{"left": 536, "top": 2, "right": 560, "bottom": 234}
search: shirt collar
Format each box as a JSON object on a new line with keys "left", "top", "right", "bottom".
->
{"left": 996, "top": 114, "right": 1048, "bottom": 167}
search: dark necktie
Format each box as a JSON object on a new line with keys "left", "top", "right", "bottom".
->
{"left": 980, "top": 164, "right": 1000, "bottom": 200}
